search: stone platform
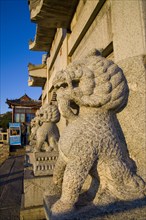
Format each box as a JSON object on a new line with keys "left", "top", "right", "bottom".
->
{"left": 20, "top": 169, "right": 60, "bottom": 220}
{"left": 44, "top": 195, "right": 146, "bottom": 220}
{"left": 20, "top": 205, "right": 45, "bottom": 220}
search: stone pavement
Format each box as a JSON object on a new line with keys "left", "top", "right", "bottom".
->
{"left": 0, "top": 154, "right": 24, "bottom": 220}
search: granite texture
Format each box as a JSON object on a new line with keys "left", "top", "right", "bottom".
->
{"left": 45, "top": 50, "right": 146, "bottom": 218}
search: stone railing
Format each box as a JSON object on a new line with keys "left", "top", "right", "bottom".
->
{"left": 0, "top": 130, "right": 9, "bottom": 145}
{"left": 0, "top": 144, "right": 9, "bottom": 165}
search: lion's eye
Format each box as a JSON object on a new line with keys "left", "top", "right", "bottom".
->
{"left": 72, "top": 80, "right": 80, "bottom": 88}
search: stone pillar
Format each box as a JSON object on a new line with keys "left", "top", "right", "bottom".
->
{"left": 111, "top": 0, "right": 146, "bottom": 180}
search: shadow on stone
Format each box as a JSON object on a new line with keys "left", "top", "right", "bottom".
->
{"left": 44, "top": 195, "right": 146, "bottom": 220}
{"left": 0, "top": 175, "right": 23, "bottom": 186}
{"left": 0, "top": 170, "right": 24, "bottom": 178}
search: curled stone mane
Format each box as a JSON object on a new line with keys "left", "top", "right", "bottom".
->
{"left": 53, "top": 49, "right": 129, "bottom": 113}
{"left": 40, "top": 103, "right": 60, "bottom": 123}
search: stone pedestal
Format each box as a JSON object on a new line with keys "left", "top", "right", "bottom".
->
{"left": 33, "top": 151, "right": 58, "bottom": 176}
{"left": 20, "top": 147, "right": 59, "bottom": 220}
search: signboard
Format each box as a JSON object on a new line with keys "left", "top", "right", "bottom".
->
{"left": 9, "top": 123, "right": 21, "bottom": 145}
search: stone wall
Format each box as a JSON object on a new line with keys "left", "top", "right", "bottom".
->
{"left": 70, "top": 0, "right": 112, "bottom": 60}
{"left": 42, "top": 0, "right": 146, "bottom": 181}
{"left": 117, "top": 55, "right": 146, "bottom": 180}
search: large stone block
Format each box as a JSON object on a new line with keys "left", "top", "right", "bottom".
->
{"left": 111, "top": 0, "right": 146, "bottom": 62}
{"left": 20, "top": 168, "right": 60, "bottom": 220}
{"left": 117, "top": 55, "right": 146, "bottom": 181}
{"left": 71, "top": 0, "right": 112, "bottom": 61}
{"left": 20, "top": 206, "right": 45, "bottom": 220}
{"left": 22, "top": 170, "right": 58, "bottom": 208}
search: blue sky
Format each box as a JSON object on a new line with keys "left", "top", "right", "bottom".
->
{"left": 0, "top": 0, "right": 44, "bottom": 114}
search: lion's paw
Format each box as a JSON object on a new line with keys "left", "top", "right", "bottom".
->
{"left": 51, "top": 199, "right": 74, "bottom": 215}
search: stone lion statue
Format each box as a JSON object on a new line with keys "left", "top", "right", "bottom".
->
{"left": 50, "top": 49, "right": 145, "bottom": 215}
{"left": 29, "top": 109, "right": 42, "bottom": 147}
{"left": 35, "top": 103, "right": 60, "bottom": 152}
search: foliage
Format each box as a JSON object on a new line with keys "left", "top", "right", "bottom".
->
{"left": 0, "top": 112, "right": 12, "bottom": 131}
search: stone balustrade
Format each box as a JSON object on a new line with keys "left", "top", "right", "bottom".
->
{"left": 0, "top": 144, "right": 9, "bottom": 165}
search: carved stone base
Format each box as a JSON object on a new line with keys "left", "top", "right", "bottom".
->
{"left": 33, "top": 151, "right": 58, "bottom": 176}
{"left": 44, "top": 194, "right": 146, "bottom": 220}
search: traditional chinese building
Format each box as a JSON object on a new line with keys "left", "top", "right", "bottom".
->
{"left": 6, "top": 94, "right": 41, "bottom": 124}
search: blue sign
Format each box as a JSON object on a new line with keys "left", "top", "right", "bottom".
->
{"left": 9, "top": 135, "right": 21, "bottom": 145}
{"left": 9, "top": 123, "right": 21, "bottom": 145}
{"left": 9, "top": 123, "right": 21, "bottom": 128}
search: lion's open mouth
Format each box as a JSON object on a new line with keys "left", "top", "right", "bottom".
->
{"left": 69, "top": 100, "right": 79, "bottom": 115}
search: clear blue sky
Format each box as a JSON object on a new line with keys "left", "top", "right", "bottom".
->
{"left": 0, "top": 0, "right": 44, "bottom": 114}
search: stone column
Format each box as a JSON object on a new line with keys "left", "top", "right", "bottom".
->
{"left": 111, "top": 0, "right": 146, "bottom": 180}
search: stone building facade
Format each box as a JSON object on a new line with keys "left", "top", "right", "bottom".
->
{"left": 28, "top": 0, "right": 146, "bottom": 184}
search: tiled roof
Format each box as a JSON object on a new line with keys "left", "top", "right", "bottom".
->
{"left": 6, "top": 94, "right": 41, "bottom": 108}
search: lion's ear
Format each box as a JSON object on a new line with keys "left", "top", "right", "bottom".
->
{"left": 84, "top": 49, "right": 102, "bottom": 58}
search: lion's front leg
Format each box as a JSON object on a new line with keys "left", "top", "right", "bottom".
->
{"left": 77, "top": 159, "right": 99, "bottom": 206}
{"left": 48, "top": 136, "right": 58, "bottom": 152}
{"left": 51, "top": 154, "right": 96, "bottom": 215}
{"left": 53, "top": 154, "right": 66, "bottom": 189}
{"left": 35, "top": 137, "right": 44, "bottom": 152}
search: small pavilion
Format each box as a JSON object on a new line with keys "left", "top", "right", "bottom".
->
{"left": 6, "top": 94, "right": 41, "bottom": 124}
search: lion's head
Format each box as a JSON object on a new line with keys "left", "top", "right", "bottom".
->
{"left": 40, "top": 103, "right": 60, "bottom": 123}
{"left": 52, "top": 49, "right": 129, "bottom": 113}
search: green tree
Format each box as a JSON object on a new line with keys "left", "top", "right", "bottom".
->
{"left": 0, "top": 112, "right": 12, "bottom": 131}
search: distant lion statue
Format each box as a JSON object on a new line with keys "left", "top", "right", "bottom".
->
{"left": 35, "top": 103, "right": 60, "bottom": 152}
{"left": 50, "top": 49, "right": 145, "bottom": 215}
{"left": 29, "top": 109, "right": 42, "bottom": 147}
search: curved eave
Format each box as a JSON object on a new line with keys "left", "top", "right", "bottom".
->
{"left": 28, "top": 63, "right": 47, "bottom": 77}
{"left": 28, "top": 63, "right": 47, "bottom": 87}
{"left": 29, "top": 0, "right": 43, "bottom": 20}
{"left": 28, "top": 77, "right": 46, "bottom": 87}
{"left": 28, "top": 63, "right": 46, "bottom": 71}
{"left": 6, "top": 102, "right": 42, "bottom": 108}
{"left": 29, "top": 26, "right": 56, "bottom": 51}
{"left": 28, "top": 0, "right": 79, "bottom": 52}
{"left": 29, "top": 0, "right": 79, "bottom": 29}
